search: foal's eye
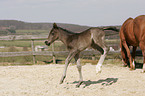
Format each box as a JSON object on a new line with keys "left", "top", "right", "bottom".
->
{"left": 52, "top": 32, "right": 54, "bottom": 35}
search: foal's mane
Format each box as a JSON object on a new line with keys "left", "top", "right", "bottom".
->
{"left": 57, "top": 26, "right": 118, "bottom": 35}
{"left": 58, "top": 27, "right": 81, "bottom": 34}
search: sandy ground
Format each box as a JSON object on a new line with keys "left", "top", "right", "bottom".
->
{"left": 0, "top": 64, "right": 145, "bottom": 96}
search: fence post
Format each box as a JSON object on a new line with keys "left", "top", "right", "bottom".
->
{"left": 92, "top": 56, "right": 95, "bottom": 60}
{"left": 52, "top": 43, "right": 56, "bottom": 64}
{"left": 31, "top": 39, "right": 36, "bottom": 64}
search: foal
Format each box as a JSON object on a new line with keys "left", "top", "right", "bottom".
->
{"left": 45, "top": 23, "right": 118, "bottom": 87}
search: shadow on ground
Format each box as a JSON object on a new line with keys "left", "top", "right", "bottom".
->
{"left": 72, "top": 78, "right": 118, "bottom": 88}
{"left": 135, "top": 62, "right": 143, "bottom": 69}
{"left": 43, "top": 59, "right": 63, "bottom": 64}
{"left": 125, "top": 62, "right": 143, "bottom": 69}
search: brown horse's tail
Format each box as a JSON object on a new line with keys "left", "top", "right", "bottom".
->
{"left": 103, "top": 26, "right": 119, "bottom": 32}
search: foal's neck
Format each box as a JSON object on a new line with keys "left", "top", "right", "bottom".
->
{"left": 58, "top": 27, "right": 73, "bottom": 45}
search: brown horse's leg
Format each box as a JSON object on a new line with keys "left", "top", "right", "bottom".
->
{"left": 120, "top": 42, "right": 128, "bottom": 67}
{"left": 74, "top": 53, "right": 83, "bottom": 87}
{"left": 60, "top": 50, "right": 78, "bottom": 84}
{"left": 142, "top": 58, "right": 145, "bottom": 73}
{"left": 141, "top": 51, "right": 145, "bottom": 73}
{"left": 132, "top": 46, "right": 137, "bottom": 69}
{"left": 139, "top": 42, "right": 145, "bottom": 72}
{"left": 122, "top": 41, "right": 134, "bottom": 70}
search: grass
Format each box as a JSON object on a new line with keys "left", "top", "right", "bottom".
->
{"left": 0, "top": 55, "right": 53, "bottom": 66}
{"left": 0, "top": 40, "right": 66, "bottom": 52}
{"left": 0, "top": 41, "right": 32, "bottom": 47}
{"left": 16, "top": 30, "right": 49, "bottom": 35}
{"left": 105, "top": 39, "right": 120, "bottom": 44}
{"left": 0, "top": 53, "right": 143, "bottom": 66}
{"left": 0, "top": 38, "right": 132, "bottom": 66}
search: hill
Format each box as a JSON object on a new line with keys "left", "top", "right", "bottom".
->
{"left": 0, "top": 20, "right": 120, "bottom": 39}
{"left": 0, "top": 20, "right": 90, "bottom": 33}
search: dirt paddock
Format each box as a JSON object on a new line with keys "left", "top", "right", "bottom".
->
{"left": 0, "top": 63, "right": 145, "bottom": 96}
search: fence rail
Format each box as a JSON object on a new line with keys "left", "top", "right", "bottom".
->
{"left": 0, "top": 51, "right": 52, "bottom": 57}
{"left": 0, "top": 50, "right": 120, "bottom": 57}
{"left": 0, "top": 35, "right": 47, "bottom": 40}
{"left": 0, "top": 35, "right": 120, "bottom": 64}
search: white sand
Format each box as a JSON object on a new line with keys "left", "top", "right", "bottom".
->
{"left": 0, "top": 64, "right": 145, "bottom": 96}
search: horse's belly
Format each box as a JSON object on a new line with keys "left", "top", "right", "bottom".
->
{"left": 126, "top": 38, "right": 138, "bottom": 46}
{"left": 124, "top": 32, "right": 138, "bottom": 46}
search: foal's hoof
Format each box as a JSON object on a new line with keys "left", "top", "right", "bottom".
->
{"left": 76, "top": 81, "right": 83, "bottom": 88}
{"left": 60, "top": 76, "right": 66, "bottom": 84}
{"left": 96, "top": 65, "right": 102, "bottom": 74}
{"left": 59, "top": 79, "right": 64, "bottom": 84}
{"left": 59, "top": 81, "right": 63, "bottom": 84}
{"left": 96, "top": 70, "right": 102, "bottom": 74}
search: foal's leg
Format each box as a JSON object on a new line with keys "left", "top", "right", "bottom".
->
{"left": 122, "top": 41, "right": 134, "bottom": 70}
{"left": 91, "top": 40, "right": 109, "bottom": 73}
{"left": 96, "top": 46, "right": 108, "bottom": 73}
{"left": 132, "top": 46, "right": 137, "bottom": 69}
{"left": 60, "top": 51, "right": 78, "bottom": 84}
{"left": 74, "top": 53, "right": 83, "bottom": 87}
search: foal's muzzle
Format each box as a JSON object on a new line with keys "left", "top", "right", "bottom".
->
{"left": 45, "top": 41, "right": 51, "bottom": 46}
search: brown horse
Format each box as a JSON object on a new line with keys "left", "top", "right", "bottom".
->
{"left": 45, "top": 23, "right": 119, "bottom": 87}
{"left": 120, "top": 15, "right": 145, "bottom": 72}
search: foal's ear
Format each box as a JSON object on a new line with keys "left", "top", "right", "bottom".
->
{"left": 53, "top": 23, "right": 58, "bottom": 29}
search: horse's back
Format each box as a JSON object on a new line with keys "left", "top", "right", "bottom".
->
{"left": 134, "top": 15, "right": 145, "bottom": 42}
{"left": 120, "top": 15, "right": 145, "bottom": 46}
{"left": 120, "top": 17, "right": 133, "bottom": 39}
{"left": 120, "top": 17, "right": 138, "bottom": 45}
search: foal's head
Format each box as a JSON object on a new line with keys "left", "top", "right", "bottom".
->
{"left": 45, "top": 23, "right": 59, "bottom": 46}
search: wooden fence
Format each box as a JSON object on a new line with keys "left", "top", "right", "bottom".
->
{"left": 0, "top": 35, "right": 120, "bottom": 64}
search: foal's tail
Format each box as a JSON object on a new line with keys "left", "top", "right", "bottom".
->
{"left": 103, "top": 26, "right": 119, "bottom": 32}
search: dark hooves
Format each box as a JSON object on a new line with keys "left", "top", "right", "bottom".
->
{"left": 60, "top": 76, "right": 66, "bottom": 84}
{"left": 122, "top": 64, "right": 127, "bottom": 67}
{"left": 76, "top": 81, "right": 83, "bottom": 88}
{"left": 129, "top": 68, "right": 135, "bottom": 71}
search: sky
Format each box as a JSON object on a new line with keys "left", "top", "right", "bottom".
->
{"left": 0, "top": 0, "right": 145, "bottom": 26}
